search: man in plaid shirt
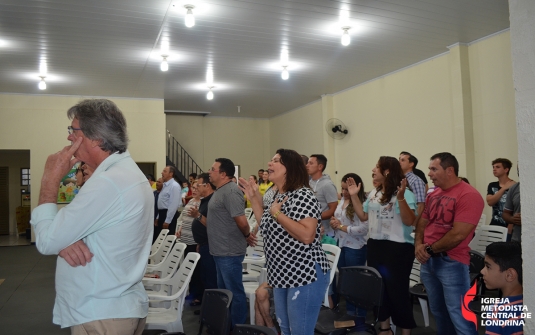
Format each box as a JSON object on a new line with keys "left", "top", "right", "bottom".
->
{"left": 399, "top": 151, "right": 427, "bottom": 224}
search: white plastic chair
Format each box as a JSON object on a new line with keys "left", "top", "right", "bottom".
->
{"left": 244, "top": 268, "right": 268, "bottom": 325}
{"left": 322, "top": 244, "right": 341, "bottom": 308}
{"left": 243, "top": 234, "right": 265, "bottom": 282}
{"left": 472, "top": 214, "right": 487, "bottom": 235}
{"left": 148, "top": 235, "right": 176, "bottom": 265}
{"left": 144, "top": 252, "right": 201, "bottom": 333}
{"left": 409, "top": 259, "right": 430, "bottom": 327}
{"left": 469, "top": 224, "right": 508, "bottom": 255}
{"left": 150, "top": 229, "right": 169, "bottom": 257}
{"left": 144, "top": 242, "right": 187, "bottom": 293}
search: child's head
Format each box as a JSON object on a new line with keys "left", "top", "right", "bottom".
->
{"left": 182, "top": 182, "right": 189, "bottom": 188}
{"left": 481, "top": 241, "right": 522, "bottom": 290}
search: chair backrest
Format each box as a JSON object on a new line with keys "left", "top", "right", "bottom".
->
{"left": 150, "top": 229, "right": 169, "bottom": 256}
{"left": 322, "top": 244, "right": 341, "bottom": 307}
{"left": 234, "top": 324, "right": 277, "bottom": 335}
{"left": 246, "top": 235, "right": 265, "bottom": 258}
{"left": 469, "top": 250, "right": 485, "bottom": 274}
{"left": 322, "top": 244, "right": 341, "bottom": 283}
{"left": 471, "top": 214, "right": 487, "bottom": 238}
{"left": 149, "top": 235, "right": 176, "bottom": 264}
{"left": 409, "top": 258, "right": 422, "bottom": 287}
{"left": 198, "top": 289, "right": 233, "bottom": 335}
{"left": 469, "top": 225, "right": 508, "bottom": 254}
{"left": 155, "top": 242, "right": 187, "bottom": 280}
{"left": 168, "top": 252, "right": 200, "bottom": 296}
{"left": 149, "top": 252, "right": 200, "bottom": 318}
{"left": 338, "top": 266, "right": 384, "bottom": 311}
{"left": 478, "top": 214, "right": 487, "bottom": 226}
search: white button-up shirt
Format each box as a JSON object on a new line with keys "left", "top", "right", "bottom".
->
{"left": 31, "top": 151, "right": 154, "bottom": 328}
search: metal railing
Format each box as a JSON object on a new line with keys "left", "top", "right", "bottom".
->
{"left": 166, "top": 130, "right": 203, "bottom": 181}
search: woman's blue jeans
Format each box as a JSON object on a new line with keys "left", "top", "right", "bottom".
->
{"left": 338, "top": 246, "right": 367, "bottom": 316}
{"left": 272, "top": 263, "right": 330, "bottom": 335}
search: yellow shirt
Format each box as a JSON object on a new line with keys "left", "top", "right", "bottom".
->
{"left": 258, "top": 182, "right": 273, "bottom": 196}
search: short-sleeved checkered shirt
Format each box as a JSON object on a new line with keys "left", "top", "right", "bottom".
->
{"left": 406, "top": 171, "right": 426, "bottom": 203}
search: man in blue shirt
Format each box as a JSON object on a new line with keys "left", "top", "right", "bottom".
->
{"left": 31, "top": 99, "right": 153, "bottom": 334}
{"left": 156, "top": 165, "right": 182, "bottom": 235}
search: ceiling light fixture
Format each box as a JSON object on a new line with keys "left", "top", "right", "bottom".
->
{"left": 207, "top": 87, "right": 214, "bottom": 100}
{"left": 160, "top": 56, "right": 169, "bottom": 72}
{"left": 38, "top": 76, "right": 46, "bottom": 90}
{"left": 341, "top": 26, "right": 351, "bottom": 46}
{"left": 281, "top": 66, "right": 289, "bottom": 80}
{"left": 185, "top": 5, "right": 195, "bottom": 28}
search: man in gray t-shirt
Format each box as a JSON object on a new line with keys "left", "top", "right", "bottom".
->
{"left": 207, "top": 178, "right": 248, "bottom": 256}
{"left": 306, "top": 154, "right": 338, "bottom": 237}
{"left": 207, "top": 158, "right": 255, "bottom": 328}
{"left": 503, "top": 182, "right": 521, "bottom": 242}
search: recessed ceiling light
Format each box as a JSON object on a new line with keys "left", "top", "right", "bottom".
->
{"left": 281, "top": 66, "right": 289, "bottom": 80}
{"left": 185, "top": 5, "right": 195, "bottom": 28}
{"left": 160, "top": 56, "right": 169, "bottom": 71}
{"left": 207, "top": 87, "right": 214, "bottom": 100}
{"left": 341, "top": 27, "right": 351, "bottom": 46}
{"left": 38, "top": 76, "right": 46, "bottom": 90}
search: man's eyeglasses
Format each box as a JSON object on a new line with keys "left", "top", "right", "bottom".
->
{"left": 68, "top": 126, "right": 82, "bottom": 135}
{"left": 197, "top": 183, "right": 207, "bottom": 187}
{"left": 209, "top": 167, "right": 220, "bottom": 172}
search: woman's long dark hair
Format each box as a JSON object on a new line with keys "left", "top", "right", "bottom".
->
{"left": 341, "top": 173, "right": 365, "bottom": 221}
{"left": 276, "top": 148, "right": 310, "bottom": 192}
{"left": 376, "top": 156, "right": 405, "bottom": 204}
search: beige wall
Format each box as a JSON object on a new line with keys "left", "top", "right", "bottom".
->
{"left": 0, "top": 94, "right": 166, "bottom": 235}
{"left": 166, "top": 31, "right": 516, "bottom": 207}
{"left": 166, "top": 114, "right": 270, "bottom": 180}
{"left": 333, "top": 54, "right": 455, "bottom": 189}
{"left": 469, "top": 31, "right": 518, "bottom": 220}
{"left": 0, "top": 150, "right": 30, "bottom": 234}
{"left": 268, "top": 101, "right": 324, "bottom": 158}
{"left": 262, "top": 31, "right": 517, "bottom": 198}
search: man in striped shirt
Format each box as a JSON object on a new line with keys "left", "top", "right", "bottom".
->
{"left": 399, "top": 151, "right": 426, "bottom": 223}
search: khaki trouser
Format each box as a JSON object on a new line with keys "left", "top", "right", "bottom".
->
{"left": 71, "top": 317, "right": 146, "bottom": 335}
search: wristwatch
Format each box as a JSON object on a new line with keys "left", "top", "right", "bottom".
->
{"left": 339, "top": 224, "right": 344, "bottom": 230}
{"left": 197, "top": 214, "right": 202, "bottom": 221}
{"left": 425, "top": 244, "right": 435, "bottom": 256}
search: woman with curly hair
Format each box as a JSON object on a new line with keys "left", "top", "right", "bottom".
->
{"left": 349, "top": 156, "right": 417, "bottom": 335}
{"left": 329, "top": 173, "right": 368, "bottom": 317}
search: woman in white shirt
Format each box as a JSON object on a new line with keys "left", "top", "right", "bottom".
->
{"left": 329, "top": 173, "right": 368, "bottom": 317}
{"left": 349, "top": 156, "right": 417, "bottom": 335}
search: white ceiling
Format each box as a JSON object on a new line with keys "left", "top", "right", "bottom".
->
{"left": 0, "top": 0, "right": 510, "bottom": 118}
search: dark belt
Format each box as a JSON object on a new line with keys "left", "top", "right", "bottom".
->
{"left": 431, "top": 251, "right": 448, "bottom": 257}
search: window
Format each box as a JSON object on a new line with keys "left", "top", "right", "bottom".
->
{"left": 21, "top": 168, "right": 30, "bottom": 186}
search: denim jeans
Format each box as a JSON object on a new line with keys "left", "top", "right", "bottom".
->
{"left": 273, "top": 263, "right": 330, "bottom": 335}
{"left": 420, "top": 256, "right": 477, "bottom": 335}
{"left": 338, "top": 246, "right": 367, "bottom": 317}
{"left": 213, "top": 255, "right": 247, "bottom": 328}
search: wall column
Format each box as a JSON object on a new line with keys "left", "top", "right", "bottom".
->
{"left": 447, "top": 43, "right": 476, "bottom": 182}
{"left": 509, "top": 0, "right": 535, "bottom": 331}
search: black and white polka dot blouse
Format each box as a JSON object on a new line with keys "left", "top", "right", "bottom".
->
{"left": 260, "top": 187, "right": 330, "bottom": 288}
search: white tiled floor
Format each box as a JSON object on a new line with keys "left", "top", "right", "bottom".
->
{"left": 0, "top": 234, "right": 32, "bottom": 247}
